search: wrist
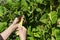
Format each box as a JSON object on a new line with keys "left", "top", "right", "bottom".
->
{"left": 19, "top": 34, "right": 26, "bottom": 40}
{"left": 10, "top": 24, "right": 17, "bottom": 29}
{"left": 20, "top": 37, "right": 26, "bottom": 40}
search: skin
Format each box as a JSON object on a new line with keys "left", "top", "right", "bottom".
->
{"left": 18, "top": 26, "right": 27, "bottom": 40}
{"left": 0, "top": 18, "right": 27, "bottom": 40}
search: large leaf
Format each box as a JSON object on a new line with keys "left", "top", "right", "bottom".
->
{"left": 55, "top": 29, "right": 60, "bottom": 40}
{"left": 21, "top": 0, "right": 28, "bottom": 11}
{"left": 0, "top": 6, "right": 7, "bottom": 17}
{"left": 0, "top": 22, "right": 7, "bottom": 32}
{"left": 40, "top": 13, "right": 48, "bottom": 24}
{"left": 48, "top": 11, "right": 57, "bottom": 24}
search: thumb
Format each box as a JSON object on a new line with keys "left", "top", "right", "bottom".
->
{"left": 13, "top": 17, "right": 19, "bottom": 24}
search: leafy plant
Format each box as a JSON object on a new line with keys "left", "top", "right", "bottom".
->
{"left": 0, "top": 0, "right": 59, "bottom": 40}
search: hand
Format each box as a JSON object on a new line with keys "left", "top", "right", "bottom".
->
{"left": 10, "top": 17, "right": 19, "bottom": 28}
{"left": 17, "top": 26, "right": 27, "bottom": 40}
{"left": 13, "top": 17, "right": 27, "bottom": 40}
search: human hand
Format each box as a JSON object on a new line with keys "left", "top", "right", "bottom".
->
{"left": 11, "top": 15, "right": 27, "bottom": 40}
{"left": 12, "top": 15, "right": 24, "bottom": 27}
{"left": 17, "top": 26, "right": 27, "bottom": 40}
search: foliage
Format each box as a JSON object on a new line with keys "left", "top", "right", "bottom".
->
{"left": 0, "top": 0, "right": 60, "bottom": 40}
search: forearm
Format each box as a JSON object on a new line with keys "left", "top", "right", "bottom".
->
{"left": 19, "top": 30, "right": 26, "bottom": 40}
{"left": 1, "top": 24, "right": 17, "bottom": 40}
{"left": 19, "top": 36, "right": 26, "bottom": 40}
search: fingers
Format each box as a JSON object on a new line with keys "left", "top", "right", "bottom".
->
{"left": 13, "top": 17, "right": 19, "bottom": 25}
{"left": 16, "top": 25, "right": 27, "bottom": 32}
{"left": 12, "top": 15, "right": 24, "bottom": 25}
{"left": 16, "top": 26, "right": 27, "bottom": 35}
{"left": 16, "top": 31, "right": 20, "bottom": 35}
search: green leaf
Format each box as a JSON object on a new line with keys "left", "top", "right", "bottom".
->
{"left": 52, "top": 28, "right": 60, "bottom": 40}
{"left": 33, "top": 33, "right": 40, "bottom": 37}
{"left": 28, "top": 36, "right": 34, "bottom": 40}
{"left": 58, "top": 0, "right": 60, "bottom": 2}
{"left": 48, "top": 11, "right": 57, "bottom": 24}
{"left": 27, "top": 26, "right": 31, "bottom": 35}
{"left": 40, "top": 13, "right": 48, "bottom": 24}
{"left": 36, "top": 8, "right": 42, "bottom": 12}
{"left": 57, "top": 5, "right": 60, "bottom": 18}
{"left": 0, "top": 6, "right": 3, "bottom": 17}
{"left": 6, "top": 0, "right": 12, "bottom": 4}
{"left": 55, "top": 29, "right": 60, "bottom": 40}
{"left": 35, "top": 0, "right": 43, "bottom": 4}
{"left": 0, "top": 22, "right": 7, "bottom": 32}
{"left": 16, "top": 37, "right": 20, "bottom": 40}
{"left": 0, "top": 6, "right": 7, "bottom": 17}
{"left": 21, "top": 0, "right": 28, "bottom": 11}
